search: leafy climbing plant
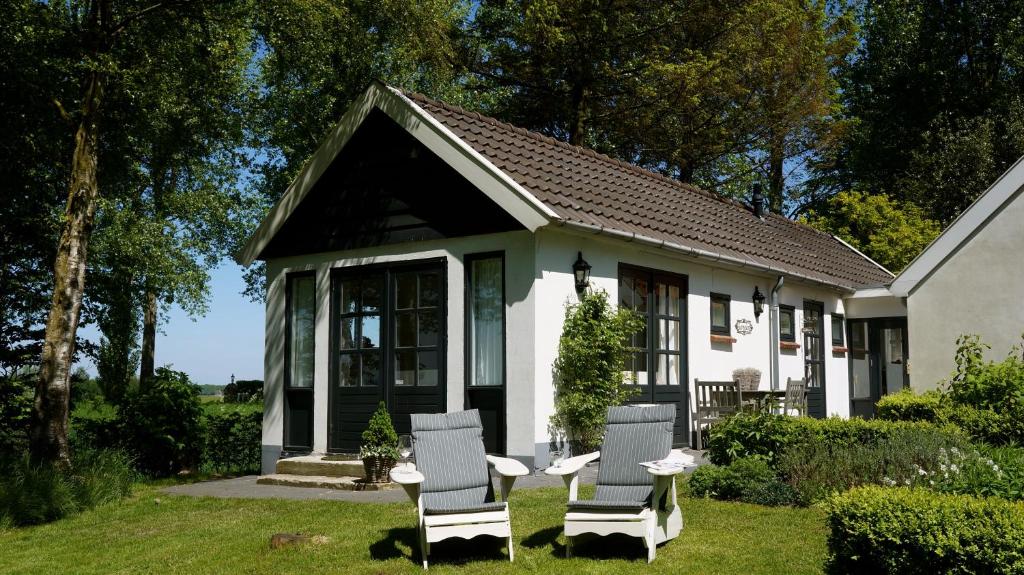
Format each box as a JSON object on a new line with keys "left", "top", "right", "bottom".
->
{"left": 551, "top": 290, "right": 645, "bottom": 455}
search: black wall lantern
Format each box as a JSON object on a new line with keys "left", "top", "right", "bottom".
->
{"left": 752, "top": 285, "right": 766, "bottom": 319}
{"left": 572, "top": 251, "right": 592, "bottom": 293}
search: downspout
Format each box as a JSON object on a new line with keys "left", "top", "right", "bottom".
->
{"left": 769, "top": 276, "right": 785, "bottom": 393}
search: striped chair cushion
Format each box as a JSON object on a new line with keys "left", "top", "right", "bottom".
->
{"left": 411, "top": 410, "right": 495, "bottom": 515}
{"left": 590, "top": 405, "right": 675, "bottom": 506}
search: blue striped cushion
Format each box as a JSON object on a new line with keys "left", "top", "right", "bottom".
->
{"left": 411, "top": 410, "right": 494, "bottom": 514}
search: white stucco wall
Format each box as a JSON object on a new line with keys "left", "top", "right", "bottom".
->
{"left": 531, "top": 228, "right": 852, "bottom": 465}
{"left": 907, "top": 187, "right": 1024, "bottom": 391}
{"left": 261, "top": 230, "right": 536, "bottom": 471}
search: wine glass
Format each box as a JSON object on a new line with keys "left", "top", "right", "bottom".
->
{"left": 550, "top": 449, "right": 564, "bottom": 468}
{"left": 397, "top": 434, "right": 413, "bottom": 472}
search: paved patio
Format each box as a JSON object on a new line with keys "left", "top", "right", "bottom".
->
{"left": 163, "top": 449, "right": 707, "bottom": 502}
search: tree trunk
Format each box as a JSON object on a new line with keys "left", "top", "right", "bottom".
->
{"left": 31, "top": 71, "right": 104, "bottom": 465}
{"left": 140, "top": 288, "right": 157, "bottom": 389}
{"left": 768, "top": 130, "right": 785, "bottom": 214}
{"left": 568, "top": 83, "right": 587, "bottom": 147}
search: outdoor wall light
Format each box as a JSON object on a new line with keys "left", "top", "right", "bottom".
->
{"left": 572, "top": 251, "right": 592, "bottom": 293}
{"left": 752, "top": 285, "right": 766, "bottom": 319}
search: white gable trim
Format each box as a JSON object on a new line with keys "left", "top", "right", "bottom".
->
{"left": 889, "top": 155, "right": 1024, "bottom": 297}
{"left": 237, "top": 82, "right": 557, "bottom": 266}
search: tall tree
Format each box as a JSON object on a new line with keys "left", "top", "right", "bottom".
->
{"left": 243, "top": 0, "right": 469, "bottom": 298}
{"left": 838, "top": 0, "right": 1024, "bottom": 224}
{"left": 23, "top": 0, "right": 252, "bottom": 464}
{"left": 468, "top": 0, "right": 851, "bottom": 202}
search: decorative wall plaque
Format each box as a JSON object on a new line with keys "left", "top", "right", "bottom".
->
{"left": 735, "top": 318, "right": 754, "bottom": 335}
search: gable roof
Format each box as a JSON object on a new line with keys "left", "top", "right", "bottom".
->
{"left": 889, "top": 154, "right": 1024, "bottom": 297}
{"left": 240, "top": 82, "right": 893, "bottom": 290}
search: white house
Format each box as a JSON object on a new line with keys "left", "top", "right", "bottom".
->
{"left": 239, "top": 83, "right": 901, "bottom": 473}
{"left": 887, "top": 156, "right": 1024, "bottom": 391}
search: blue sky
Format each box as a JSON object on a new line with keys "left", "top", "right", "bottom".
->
{"left": 75, "top": 263, "right": 264, "bottom": 387}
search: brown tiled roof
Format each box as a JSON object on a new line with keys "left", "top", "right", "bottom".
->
{"left": 402, "top": 90, "right": 894, "bottom": 290}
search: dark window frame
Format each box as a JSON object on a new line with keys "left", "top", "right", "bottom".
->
{"left": 284, "top": 270, "right": 316, "bottom": 452}
{"left": 779, "top": 304, "right": 796, "bottom": 342}
{"left": 710, "top": 293, "right": 731, "bottom": 335}
{"left": 831, "top": 314, "right": 845, "bottom": 346}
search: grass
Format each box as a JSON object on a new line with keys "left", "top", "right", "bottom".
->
{"left": 0, "top": 484, "right": 827, "bottom": 574}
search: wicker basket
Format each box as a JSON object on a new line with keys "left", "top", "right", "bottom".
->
{"left": 362, "top": 456, "right": 397, "bottom": 483}
{"left": 733, "top": 368, "right": 762, "bottom": 392}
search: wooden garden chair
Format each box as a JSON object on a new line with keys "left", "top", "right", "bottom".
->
{"left": 693, "top": 379, "right": 743, "bottom": 450}
{"left": 389, "top": 409, "right": 529, "bottom": 569}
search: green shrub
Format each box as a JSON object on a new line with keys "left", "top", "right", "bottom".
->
{"left": 551, "top": 290, "right": 644, "bottom": 454}
{"left": 826, "top": 486, "right": 1024, "bottom": 574}
{"left": 223, "top": 379, "right": 263, "bottom": 404}
{"left": 119, "top": 367, "right": 204, "bottom": 476}
{"left": 705, "top": 411, "right": 961, "bottom": 467}
{"left": 876, "top": 389, "right": 944, "bottom": 422}
{"left": 0, "top": 449, "right": 136, "bottom": 527}
{"left": 927, "top": 446, "right": 1024, "bottom": 501}
{"left": 778, "top": 426, "right": 972, "bottom": 505}
{"left": 946, "top": 334, "right": 1024, "bottom": 410}
{"left": 878, "top": 388, "right": 1023, "bottom": 446}
{"left": 201, "top": 408, "right": 262, "bottom": 475}
{"left": 688, "top": 457, "right": 799, "bottom": 506}
{"left": 359, "top": 402, "right": 399, "bottom": 460}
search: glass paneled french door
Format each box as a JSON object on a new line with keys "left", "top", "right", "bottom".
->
{"left": 329, "top": 261, "right": 445, "bottom": 452}
{"left": 619, "top": 265, "right": 689, "bottom": 445}
{"left": 803, "top": 301, "right": 826, "bottom": 419}
{"left": 464, "top": 253, "right": 505, "bottom": 454}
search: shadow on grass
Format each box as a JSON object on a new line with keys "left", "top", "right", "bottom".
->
{"left": 371, "top": 529, "right": 510, "bottom": 567}
{"left": 561, "top": 533, "right": 649, "bottom": 562}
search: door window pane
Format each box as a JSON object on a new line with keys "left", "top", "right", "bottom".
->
{"left": 659, "top": 319, "right": 680, "bottom": 350}
{"left": 419, "top": 309, "right": 439, "bottom": 347}
{"left": 395, "top": 350, "right": 415, "bottom": 386}
{"left": 418, "top": 351, "right": 438, "bottom": 386}
{"left": 360, "top": 315, "right": 380, "bottom": 348}
{"left": 362, "top": 277, "right": 383, "bottom": 312}
{"left": 341, "top": 279, "right": 359, "bottom": 314}
{"left": 338, "top": 354, "right": 357, "bottom": 387}
{"left": 469, "top": 256, "right": 503, "bottom": 387}
{"left": 339, "top": 318, "right": 356, "bottom": 350}
{"left": 396, "top": 311, "right": 416, "bottom": 348}
{"left": 288, "top": 275, "right": 316, "bottom": 388}
{"left": 419, "top": 273, "right": 440, "bottom": 307}
{"left": 396, "top": 274, "right": 417, "bottom": 310}
{"left": 361, "top": 352, "right": 381, "bottom": 386}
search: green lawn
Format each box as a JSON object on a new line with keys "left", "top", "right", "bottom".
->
{"left": 0, "top": 485, "right": 827, "bottom": 574}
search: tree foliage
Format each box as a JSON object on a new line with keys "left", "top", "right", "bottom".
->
{"left": 837, "top": 0, "right": 1024, "bottom": 224}
{"left": 801, "top": 191, "right": 940, "bottom": 273}
{"left": 552, "top": 290, "right": 644, "bottom": 454}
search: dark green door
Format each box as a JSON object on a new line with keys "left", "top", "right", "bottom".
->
{"left": 804, "top": 301, "right": 826, "bottom": 419}
{"left": 328, "top": 262, "right": 445, "bottom": 452}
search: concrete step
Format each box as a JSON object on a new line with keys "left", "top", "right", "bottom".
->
{"left": 256, "top": 474, "right": 398, "bottom": 491}
{"left": 275, "top": 455, "right": 365, "bottom": 477}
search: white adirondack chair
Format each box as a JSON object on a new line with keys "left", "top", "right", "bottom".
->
{"left": 545, "top": 404, "right": 693, "bottom": 563}
{"left": 390, "top": 409, "right": 529, "bottom": 569}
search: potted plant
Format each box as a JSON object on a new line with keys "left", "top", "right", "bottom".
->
{"left": 359, "top": 401, "right": 399, "bottom": 483}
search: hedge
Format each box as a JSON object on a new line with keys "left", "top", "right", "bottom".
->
{"left": 827, "top": 486, "right": 1024, "bottom": 574}
{"left": 705, "top": 411, "right": 963, "bottom": 467}
{"left": 877, "top": 389, "right": 1022, "bottom": 446}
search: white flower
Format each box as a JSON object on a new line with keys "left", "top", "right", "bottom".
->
{"left": 993, "top": 465, "right": 1001, "bottom": 473}
{"left": 917, "top": 467, "right": 928, "bottom": 476}
{"left": 882, "top": 477, "right": 897, "bottom": 487}
{"left": 951, "top": 447, "right": 960, "bottom": 455}
{"left": 904, "top": 479, "right": 912, "bottom": 486}
{"left": 950, "top": 464, "right": 959, "bottom": 473}
{"left": 940, "top": 463, "right": 948, "bottom": 472}
{"left": 929, "top": 480, "right": 935, "bottom": 486}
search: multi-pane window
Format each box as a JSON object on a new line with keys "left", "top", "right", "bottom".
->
{"left": 336, "top": 273, "right": 384, "bottom": 387}
{"left": 655, "top": 282, "right": 683, "bottom": 386}
{"left": 394, "top": 270, "right": 441, "bottom": 387}
{"left": 710, "top": 293, "right": 731, "bottom": 335}
{"left": 831, "top": 314, "right": 845, "bottom": 346}
{"left": 779, "top": 305, "right": 796, "bottom": 341}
